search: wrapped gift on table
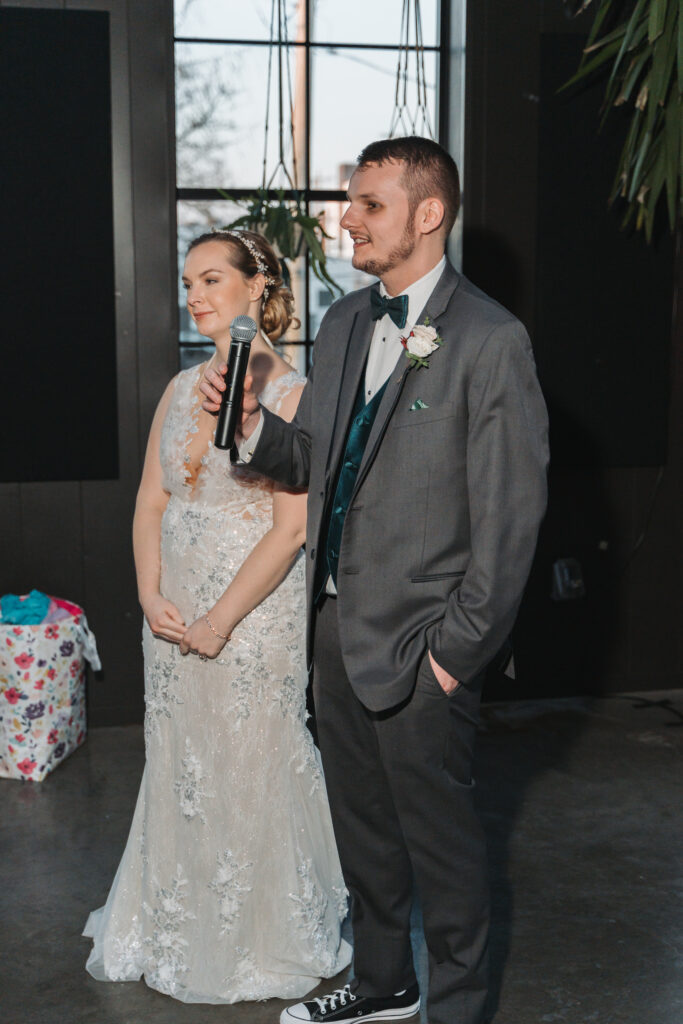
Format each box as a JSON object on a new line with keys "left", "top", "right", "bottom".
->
{"left": 0, "top": 593, "right": 101, "bottom": 781}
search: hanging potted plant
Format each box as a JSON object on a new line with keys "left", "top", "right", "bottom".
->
{"left": 220, "top": 187, "right": 342, "bottom": 298}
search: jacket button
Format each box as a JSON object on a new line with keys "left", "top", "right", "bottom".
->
{"left": 344, "top": 460, "right": 356, "bottom": 470}
{"left": 334, "top": 505, "right": 344, "bottom": 515}
{"left": 310, "top": 548, "right": 316, "bottom": 559}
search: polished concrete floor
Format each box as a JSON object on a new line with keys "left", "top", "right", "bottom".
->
{"left": 1, "top": 691, "right": 681, "bottom": 1024}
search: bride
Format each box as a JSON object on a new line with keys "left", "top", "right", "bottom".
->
{"left": 84, "top": 229, "right": 351, "bottom": 1003}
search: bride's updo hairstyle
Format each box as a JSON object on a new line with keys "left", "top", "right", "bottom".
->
{"left": 187, "top": 228, "right": 299, "bottom": 343}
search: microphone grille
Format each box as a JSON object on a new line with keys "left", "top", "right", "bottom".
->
{"left": 230, "top": 315, "right": 258, "bottom": 343}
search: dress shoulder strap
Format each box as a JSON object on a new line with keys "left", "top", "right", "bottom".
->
{"left": 260, "top": 369, "right": 306, "bottom": 416}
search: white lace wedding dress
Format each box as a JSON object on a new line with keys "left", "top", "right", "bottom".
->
{"left": 84, "top": 365, "right": 351, "bottom": 1003}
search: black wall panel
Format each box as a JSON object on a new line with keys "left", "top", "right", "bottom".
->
{"left": 0, "top": 0, "right": 177, "bottom": 726}
{"left": 0, "top": 9, "right": 118, "bottom": 482}
{"left": 535, "top": 33, "right": 675, "bottom": 468}
{"left": 465, "top": 2, "right": 682, "bottom": 700}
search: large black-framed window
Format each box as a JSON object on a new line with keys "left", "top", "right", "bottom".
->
{"left": 174, "top": 0, "right": 462, "bottom": 371}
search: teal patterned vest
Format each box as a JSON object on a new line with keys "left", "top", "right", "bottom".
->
{"left": 325, "top": 377, "right": 389, "bottom": 588}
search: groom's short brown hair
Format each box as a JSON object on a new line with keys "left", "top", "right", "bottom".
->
{"left": 357, "top": 136, "right": 461, "bottom": 237}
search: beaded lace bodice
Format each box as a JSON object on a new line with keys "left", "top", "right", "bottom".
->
{"left": 160, "top": 364, "right": 303, "bottom": 511}
{"left": 158, "top": 365, "right": 306, "bottom": 627}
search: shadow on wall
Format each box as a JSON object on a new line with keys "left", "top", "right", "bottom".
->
{"left": 463, "top": 223, "right": 625, "bottom": 704}
{"left": 488, "top": 410, "right": 622, "bottom": 703}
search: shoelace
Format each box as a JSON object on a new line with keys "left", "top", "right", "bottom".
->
{"left": 313, "top": 984, "right": 355, "bottom": 1013}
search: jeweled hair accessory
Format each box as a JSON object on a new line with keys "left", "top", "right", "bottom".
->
{"left": 212, "top": 228, "right": 277, "bottom": 301}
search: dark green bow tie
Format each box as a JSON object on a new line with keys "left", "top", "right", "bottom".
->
{"left": 370, "top": 289, "right": 409, "bottom": 329}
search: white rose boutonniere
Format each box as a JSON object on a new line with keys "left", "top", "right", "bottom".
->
{"left": 400, "top": 317, "right": 443, "bottom": 369}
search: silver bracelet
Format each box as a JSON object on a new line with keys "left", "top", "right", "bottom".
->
{"left": 205, "top": 614, "right": 231, "bottom": 641}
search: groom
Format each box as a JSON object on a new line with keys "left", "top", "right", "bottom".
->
{"left": 202, "top": 137, "right": 548, "bottom": 1024}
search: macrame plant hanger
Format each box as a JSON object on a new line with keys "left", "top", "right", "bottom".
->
{"left": 224, "top": 0, "right": 341, "bottom": 298}
{"left": 389, "top": 0, "right": 435, "bottom": 139}
{"left": 262, "top": 0, "right": 299, "bottom": 193}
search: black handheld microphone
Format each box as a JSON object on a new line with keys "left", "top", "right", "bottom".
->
{"left": 214, "top": 314, "right": 259, "bottom": 451}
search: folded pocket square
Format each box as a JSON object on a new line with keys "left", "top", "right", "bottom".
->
{"left": 410, "top": 398, "right": 429, "bottom": 411}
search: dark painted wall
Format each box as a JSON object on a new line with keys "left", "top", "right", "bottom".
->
{"left": 1, "top": 1, "right": 680, "bottom": 726}
{"left": 0, "top": 0, "right": 177, "bottom": 726}
{"left": 463, "top": 1, "right": 682, "bottom": 698}
{"left": 1, "top": 8, "right": 119, "bottom": 483}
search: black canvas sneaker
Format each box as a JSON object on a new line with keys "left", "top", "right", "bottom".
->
{"left": 279, "top": 982, "right": 420, "bottom": 1023}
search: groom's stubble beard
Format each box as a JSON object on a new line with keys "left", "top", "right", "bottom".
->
{"left": 352, "top": 212, "right": 417, "bottom": 279}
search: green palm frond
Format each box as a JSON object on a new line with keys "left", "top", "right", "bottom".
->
{"left": 563, "top": 0, "right": 682, "bottom": 241}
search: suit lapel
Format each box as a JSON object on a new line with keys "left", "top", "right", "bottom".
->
{"left": 354, "top": 263, "right": 462, "bottom": 491}
{"left": 355, "top": 354, "right": 411, "bottom": 489}
{"left": 324, "top": 301, "right": 376, "bottom": 478}
{"left": 419, "top": 260, "right": 461, "bottom": 324}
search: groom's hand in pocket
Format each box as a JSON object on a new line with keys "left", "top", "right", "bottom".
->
{"left": 428, "top": 650, "right": 460, "bottom": 695}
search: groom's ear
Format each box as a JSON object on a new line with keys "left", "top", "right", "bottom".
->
{"left": 416, "top": 197, "right": 445, "bottom": 236}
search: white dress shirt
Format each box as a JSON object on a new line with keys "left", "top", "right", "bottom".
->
{"left": 363, "top": 255, "right": 446, "bottom": 401}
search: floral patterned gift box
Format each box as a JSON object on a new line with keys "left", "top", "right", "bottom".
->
{"left": 0, "top": 598, "right": 101, "bottom": 781}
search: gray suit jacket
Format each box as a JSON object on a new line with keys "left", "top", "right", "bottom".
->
{"left": 249, "top": 261, "right": 549, "bottom": 711}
